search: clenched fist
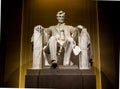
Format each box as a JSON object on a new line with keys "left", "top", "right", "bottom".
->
{"left": 34, "top": 25, "right": 44, "bottom": 34}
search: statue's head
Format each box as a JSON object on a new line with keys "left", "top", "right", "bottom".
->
{"left": 56, "top": 11, "right": 65, "bottom": 24}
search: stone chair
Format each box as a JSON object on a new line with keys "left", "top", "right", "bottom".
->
{"left": 31, "top": 25, "right": 93, "bottom": 69}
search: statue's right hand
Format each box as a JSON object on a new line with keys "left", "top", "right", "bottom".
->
{"left": 34, "top": 25, "right": 44, "bottom": 33}
{"left": 34, "top": 25, "right": 44, "bottom": 30}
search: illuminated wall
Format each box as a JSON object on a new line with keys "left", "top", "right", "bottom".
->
{"left": 19, "top": 0, "right": 101, "bottom": 89}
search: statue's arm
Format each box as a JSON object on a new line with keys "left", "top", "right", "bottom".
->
{"left": 43, "top": 28, "right": 51, "bottom": 45}
{"left": 70, "top": 26, "right": 78, "bottom": 40}
{"left": 70, "top": 25, "right": 81, "bottom": 43}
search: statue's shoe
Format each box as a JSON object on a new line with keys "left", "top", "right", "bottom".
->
{"left": 51, "top": 60, "right": 58, "bottom": 69}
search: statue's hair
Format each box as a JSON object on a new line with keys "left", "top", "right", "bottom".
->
{"left": 56, "top": 11, "right": 65, "bottom": 16}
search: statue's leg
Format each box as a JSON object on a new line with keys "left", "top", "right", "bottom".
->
{"left": 63, "top": 37, "right": 75, "bottom": 65}
{"left": 70, "top": 61, "right": 74, "bottom": 65}
{"left": 43, "top": 50, "right": 50, "bottom": 66}
{"left": 48, "top": 36, "right": 57, "bottom": 62}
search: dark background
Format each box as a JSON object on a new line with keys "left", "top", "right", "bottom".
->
{"left": 98, "top": 2, "right": 119, "bottom": 89}
{"left": 0, "top": 0, "right": 119, "bottom": 89}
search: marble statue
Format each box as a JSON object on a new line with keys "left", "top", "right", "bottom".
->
{"left": 43, "top": 11, "right": 78, "bottom": 67}
{"left": 31, "top": 11, "right": 92, "bottom": 69}
{"left": 77, "top": 25, "right": 93, "bottom": 69}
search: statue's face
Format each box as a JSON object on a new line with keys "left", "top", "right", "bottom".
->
{"left": 57, "top": 14, "right": 65, "bottom": 24}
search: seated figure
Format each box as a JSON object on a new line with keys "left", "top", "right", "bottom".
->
{"left": 31, "top": 11, "right": 93, "bottom": 69}
{"left": 43, "top": 11, "right": 78, "bottom": 67}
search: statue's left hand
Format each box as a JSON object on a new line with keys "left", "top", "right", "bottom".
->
{"left": 76, "top": 25, "right": 83, "bottom": 32}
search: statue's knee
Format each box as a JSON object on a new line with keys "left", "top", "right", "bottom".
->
{"left": 49, "top": 36, "right": 57, "bottom": 42}
{"left": 67, "top": 38, "right": 74, "bottom": 43}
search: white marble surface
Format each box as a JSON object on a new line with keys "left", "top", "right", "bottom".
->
{"left": 78, "top": 26, "right": 92, "bottom": 69}
{"left": 31, "top": 25, "right": 43, "bottom": 69}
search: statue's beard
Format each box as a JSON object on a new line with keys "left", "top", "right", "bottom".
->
{"left": 58, "top": 20, "right": 64, "bottom": 23}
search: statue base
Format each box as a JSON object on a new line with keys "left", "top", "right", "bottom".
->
{"left": 25, "top": 66, "right": 96, "bottom": 89}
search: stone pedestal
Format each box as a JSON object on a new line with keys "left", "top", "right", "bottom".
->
{"left": 25, "top": 66, "right": 96, "bottom": 89}
{"left": 25, "top": 69, "right": 40, "bottom": 88}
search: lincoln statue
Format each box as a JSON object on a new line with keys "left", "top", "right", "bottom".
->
{"left": 31, "top": 11, "right": 93, "bottom": 69}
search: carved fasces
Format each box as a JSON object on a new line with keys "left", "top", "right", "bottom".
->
{"left": 77, "top": 25, "right": 93, "bottom": 69}
{"left": 31, "top": 25, "right": 44, "bottom": 69}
